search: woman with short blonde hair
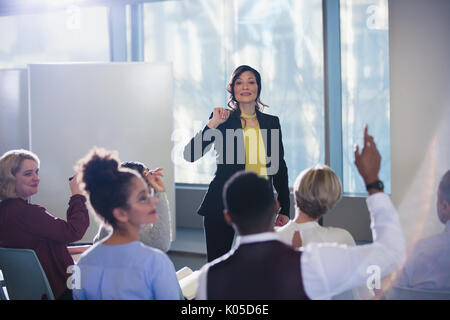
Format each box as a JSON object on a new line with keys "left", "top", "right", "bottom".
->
{"left": 276, "top": 164, "right": 373, "bottom": 299}
{"left": 277, "top": 164, "right": 352, "bottom": 247}
{"left": 0, "top": 149, "right": 40, "bottom": 200}
{"left": 0, "top": 149, "right": 89, "bottom": 299}
{"left": 293, "top": 164, "right": 342, "bottom": 220}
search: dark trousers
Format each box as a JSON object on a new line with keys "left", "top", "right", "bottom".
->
{"left": 203, "top": 214, "right": 235, "bottom": 262}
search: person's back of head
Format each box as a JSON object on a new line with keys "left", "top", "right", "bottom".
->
{"left": 223, "top": 171, "right": 275, "bottom": 235}
{"left": 437, "top": 170, "right": 450, "bottom": 224}
{"left": 0, "top": 149, "right": 40, "bottom": 200}
{"left": 294, "top": 164, "right": 342, "bottom": 220}
{"left": 76, "top": 148, "right": 140, "bottom": 228}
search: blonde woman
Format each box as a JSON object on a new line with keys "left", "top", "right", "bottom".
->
{"left": 276, "top": 164, "right": 373, "bottom": 299}
{"left": 0, "top": 149, "right": 89, "bottom": 299}
{"left": 276, "top": 165, "right": 354, "bottom": 247}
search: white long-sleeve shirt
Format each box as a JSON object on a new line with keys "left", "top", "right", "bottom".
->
{"left": 196, "top": 192, "right": 406, "bottom": 300}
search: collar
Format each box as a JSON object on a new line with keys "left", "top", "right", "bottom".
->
{"left": 236, "top": 232, "right": 281, "bottom": 246}
{"left": 240, "top": 111, "right": 257, "bottom": 119}
{"left": 229, "top": 109, "right": 269, "bottom": 130}
{"left": 445, "top": 220, "right": 450, "bottom": 233}
{"left": 291, "top": 220, "right": 320, "bottom": 230}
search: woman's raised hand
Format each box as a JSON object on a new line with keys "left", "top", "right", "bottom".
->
{"left": 69, "top": 172, "right": 83, "bottom": 196}
{"left": 145, "top": 167, "right": 165, "bottom": 193}
{"left": 207, "top": 107, "right": 231, "bottom": 129}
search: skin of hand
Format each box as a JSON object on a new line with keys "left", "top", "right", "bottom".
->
{"left": 207, "top": 107, "right": 231, "bottom": 129}
{"left": 69, "top": 172, "right": 83, "bottom": 196}
{"left": 275, "top": 213, "right": 290, "bottom": 227}
{"left": 354, "top": 124, "right": 382, "bottom": 195}
{"left": 145, "top": 168, "right": 165, "bottom": 193}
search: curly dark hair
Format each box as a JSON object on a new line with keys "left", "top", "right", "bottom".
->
{"left": 76, "top": 148, "right": 139, "bottom": 228}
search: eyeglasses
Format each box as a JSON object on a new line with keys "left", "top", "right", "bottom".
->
{"left": 129, "top": 188, "right": 155, "bottom": 206}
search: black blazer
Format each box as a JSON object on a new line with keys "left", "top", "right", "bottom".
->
{"left": 184, "top": 109, "right": 290, "bottom": 217}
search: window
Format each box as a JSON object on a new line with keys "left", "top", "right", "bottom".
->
{"left": 144, "top": 0, "right": 325, "bottom": 186}
{"left": 0, "top": 0, "right": 391, "bottom": 192}
{"left": 0, "top": 6, "right": 109, "bottom": 69}
{"left": 340, "top": 0, "right": 390, "bottom": 194}
{"left": 143, "top": 0, "right": 225, "bottom": 184}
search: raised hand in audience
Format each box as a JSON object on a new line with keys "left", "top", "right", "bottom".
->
{"left": 354, "top": 124, "right": 382, "bottom": 194}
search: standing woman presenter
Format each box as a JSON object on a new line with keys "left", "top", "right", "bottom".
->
{"left": 184, "top": 65, "right": 290, "bottom": 262}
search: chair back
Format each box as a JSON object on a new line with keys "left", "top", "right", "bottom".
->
{"left": 0, "top": 271, "right": 7, "bottom": 300}
{"left": 0, "top": 247, "right": 55, "bottom": 300}
{"left": 384, "top": 285, "right": 450, "bottom": 300}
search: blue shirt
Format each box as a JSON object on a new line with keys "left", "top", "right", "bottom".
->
{"left": 73, "top": 241, "right": 181, "bottom": 300}
{"left": 395, "top": 221, "right": 450, "bottom": 291}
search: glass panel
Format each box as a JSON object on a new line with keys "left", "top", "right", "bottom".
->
{"left": 144, "top": 0, "right": 324, "bottom": 186}
{"left": 144, "top": 0, "right": 225, "bottom": 184}
{"left": 340, "top": 0, "right": 390, "bottom": 194}
{"left": 0, "top": 6, "right": 109, "bottom": 68}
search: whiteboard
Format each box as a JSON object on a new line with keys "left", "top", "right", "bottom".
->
{"left": 28, "top": 63, "right": 175, "bottom": 243}
{"left": 0, "top": 69, "right": 29, "bottom": 154}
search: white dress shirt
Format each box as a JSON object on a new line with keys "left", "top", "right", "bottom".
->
{"left": 275, "top": 216, "right": 376, "bottom": 299}
{"left": 196, "top": 192, "right": 406, "bottom": 300}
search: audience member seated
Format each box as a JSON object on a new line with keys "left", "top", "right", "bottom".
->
{"left": 72, "top": 148, "right": 181, "bottom": 300}
{"left": 196, "top": 125, "right": 406, "bottom": 300}
{"left": 276, "top": 164, "right": 373, "bottom": 299}
{"left": 276, "top": 164, "right": 354, "bottom": 247}
{"left": 392, "top": 170, "right": 450, "bottom": 292}
{"left": 0, "top": 149, "right": 89, "bottom": 300}
{"left": 93, "top": 162, "right": 172, "bottom": 252}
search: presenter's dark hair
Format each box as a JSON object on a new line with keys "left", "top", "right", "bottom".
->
{"left": 226, "top": 65, "right": 268, "bottom": 112}
{"left": 223, "top": 171, "right": 275, "bottom": 234}
{"left": 77, "top": 148, "right": 139, "bottom": 228}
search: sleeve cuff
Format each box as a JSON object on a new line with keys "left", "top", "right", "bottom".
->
{"left": 365, "top": 192, "right": 390, "bottom": 209}
{"left": 69, "top": 194, "right": 87, "bottom": 204}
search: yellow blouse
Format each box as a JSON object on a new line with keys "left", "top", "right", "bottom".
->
{"left": 241, "top": 112, "right": 268, "bottom": 179}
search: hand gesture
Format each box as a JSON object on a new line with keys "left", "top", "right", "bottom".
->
{"left": 145, "top": 167, "right": 165, "bottom": 193}
{"left": 275, "top": 213, "right": 290, "bottom": 227}
{"left": 354, "top": 124, "right": 381, "bottom": 185}
{"left": 69, "top": 172, "right": 83, "bottom": 196}
{"left": 208, "top": 107, "right": 231, "bottom": 129}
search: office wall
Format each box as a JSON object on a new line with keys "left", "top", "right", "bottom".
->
{"left": 0, "top": 69, "right": 29, "bottom": 154}
{"left": 389, "top": 0, "right": 450, "bottom": 248}
{"left": 27, "top": 63, "right": 175, "bottom": 243}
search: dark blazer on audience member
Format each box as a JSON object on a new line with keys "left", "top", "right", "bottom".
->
{"left": 207, "top": 240, "right": 309, "bottom": 299}
{"left": 184, "top": 109, "right": 290, "bottom": 218}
